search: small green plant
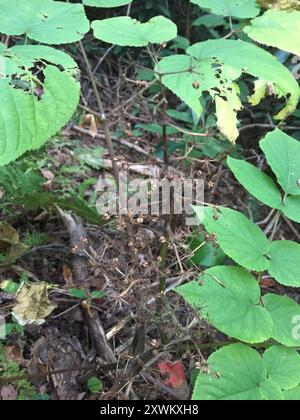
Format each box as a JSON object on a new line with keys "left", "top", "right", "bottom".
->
{"left": 0, "top": 344, "right": 35, "bottom": 400}
{"left": 176, "top": 129, "right": 300, "bottom": 400}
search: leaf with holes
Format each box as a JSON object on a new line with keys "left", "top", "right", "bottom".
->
{"left": 156, "top": 39, "right": 299, "bottom": 141}
{"left": 0, "top": 44, "right": 80, "bottom": 166}
{"left": 187, "top": 40, "right": 300, "bottom": 121}
{"left": 0, "top": 0, "right": 90, "bottom": 44}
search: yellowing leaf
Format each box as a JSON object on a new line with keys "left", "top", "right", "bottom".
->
{"left": 248, "top": 80, "right": 269, "bottom": 106}
{"left": 12, "top": 282, "right": 56, "bottom": 326}
{"left": 215, "top": 85, "right": 242, "bottom": 143}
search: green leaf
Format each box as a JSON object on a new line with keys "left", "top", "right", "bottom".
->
{"left": 193, "top": 344, "right": 283, "bottom": 400}
{"left": 92, "top": 16, "right": 177, "bottom": 47}
{"left": 227, "top": 156, "right": 283, "bottom": 210}
{"left": 191, "top": 0, "right": 260, "bottom": 18}
{"left": 264, "top": 293, "right": 300, "bottom": 347}
{"left": 157, "top": 38, "right": 300, "bottom": 140}
{"left": 83, "top": 0, "right": 131, "bottom": 6}
{"left": 263, "top": 346, "right": 300, "bottom": 390}
{"left": 188, "top": 40, "right": 300, "bottom": 121}
{"left": 202, "top": 207, "right": 270, "bottom": 271}
{"left": 0, "top": 45, "right": 80, "bottom": 166}
{"left": 189, "top": 235, "right": 226, "bottom": 267}
{"left": 260, "top": 129, "right": 300, "bottom": 196}
{"left": 87, "top": 376, "right": 103, "bottom": 394}
{"left": 284, "top": 386, "right": 300, "bottom": 401}
{"left": 283, "top": 196, "right": 300, "bottom": 223}
{"left": 91, "top": 290, "right": 105, "bottom": 299}
{"left": 244, "top": 10, "right": 300, "bottom": 56}
{"left": 0, "top": 279, "right": 20, "bottom": 294}
{"left": 176, "top": 266, "right": 273, "bottom": 343}
{"left": 268, "top": 241, "right": 300, "bottom": 287}
{"left": 0, "top": 0, "right": 90, "bottom": 44}
{"left": 69, "top": 288, "right": 88, "bottom": 299}
{"left": 155, "top": 55, "right": 218, "bottom": 117}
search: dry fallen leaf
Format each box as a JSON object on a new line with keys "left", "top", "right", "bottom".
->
{"left": 80, "top": 114, "right": 99, "bottom": 138}
{"left": 63, "top": 264, "right": 74, "bottom": 288}
{"left": 158, "top": 361, "right": 187, "bottom": 389}
{"left": 0, "top": 222, "right": 28, "bottom": 264}
{"left": 12, "top": 282, "right": 56, "bottom": 326}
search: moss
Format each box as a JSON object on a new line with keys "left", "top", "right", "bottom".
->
{"left": 0, "top": 344, "right": 35, "bottom": 400}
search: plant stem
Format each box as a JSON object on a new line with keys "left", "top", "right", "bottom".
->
{"left": 78, "top": 41, "right": 120, "bottom": 190}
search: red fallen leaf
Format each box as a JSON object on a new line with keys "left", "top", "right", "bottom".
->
{"left": 158, "top": 361, "right": 187, "bottom": 389}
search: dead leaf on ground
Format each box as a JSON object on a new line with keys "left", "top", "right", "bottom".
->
{"left": 12, "top": 282, "right": 56, "bottom": 326}
{"left": 80, "top": 114, "right": 99, "bottom": 138}
{"left": 158, "top": 361, "right": 187, "bottom": 389}
{"left": 0, "top": 222, "right": 29, "bottom": 264}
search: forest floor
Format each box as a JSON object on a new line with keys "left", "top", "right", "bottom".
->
{"left": 0, "top": 48, "right": 299, "bottom": 401}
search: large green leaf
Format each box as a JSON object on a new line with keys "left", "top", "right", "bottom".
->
{"left": 92, "top": 16, "right": 177, "bottom": 47}
{"left": 193, "top": 344, "right": 283, "bottom": 400}
{"left": 263, "top": 346, "right": 300, "bottom": 390}
{"left": 0, "top": 45, "right": 80, "bottom": 166}
{"left": 155, "top": 55, "right": 229, "bottom": 118}
{"left": 268, "top": 241, "right": 300, "bottom": 287}
{"left": 156, "top": 39, "right": 299, "bottom": 141}
{"left": 176, "top": 266, "right": 273, "bottom": 343}
{"left": 244, "top": 10, "right": 300, "bottom": 56}
{"left": 83, "top": 0, "right": 131, "bottom": 6}
{"left": 260, "top": 129, "right": 300, "bottom": 196}
{"left": 0, "top": 0, "right": 90, "bottom": 44}
{"left": 227, "top": 156, "right": 283, "bottom": 210}
{"left": 264, "top": 294, "right": 300, "bottom": 347}
{"left": 191, "top": 0, "right": 260, "bottom": 18}
{"left": 187, "top": 40, "right": 300, "bottom": 121}
{"left": 201, "top": 207, "right": 270, "bottom": 271}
